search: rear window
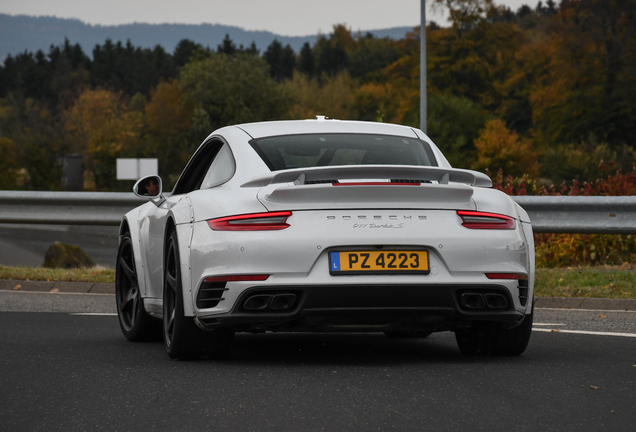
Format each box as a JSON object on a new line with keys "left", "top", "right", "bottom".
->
{"left": 249, "top": 133, "right": 437, "bottom": 171}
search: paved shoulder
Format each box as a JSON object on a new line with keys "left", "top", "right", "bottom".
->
{"left": 0, "top": 291, "right": 115, "bottom": 314}
{"left": 0, "top": 279, "right": 114, "bottom": 294}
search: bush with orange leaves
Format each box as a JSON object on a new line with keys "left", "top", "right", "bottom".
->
{"left": 487, "top": 163, "right": 636, "bottom": 267}
{"left": 472, "top": 119, "right": 541, "bottom": 178}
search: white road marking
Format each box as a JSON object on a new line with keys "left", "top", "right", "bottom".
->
{"left": 533, "top": 323, "right": 566, "bottom": 326}
{"left": 537, "top": 307, "right": 636, "bottom": 313}
{"left": 533, "top": 328, "right": 636, "bottom": 338}
{"left": 70, "top": 313, "right": 118, "bottom": 316}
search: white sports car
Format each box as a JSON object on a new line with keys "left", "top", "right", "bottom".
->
{"left": 115, "top": 118, "right": 534, "bottom": 359}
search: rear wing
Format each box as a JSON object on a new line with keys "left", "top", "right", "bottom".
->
{"left": 241, "top": 165, "right": 492, "bottom": 188}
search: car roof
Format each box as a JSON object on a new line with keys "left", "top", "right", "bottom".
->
{"left": 233, "top": 118, "right": 420, "bottom": 139}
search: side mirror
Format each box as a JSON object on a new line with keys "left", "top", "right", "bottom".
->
{"left": 133, "top": 175, "right": 166, "bottom": 206}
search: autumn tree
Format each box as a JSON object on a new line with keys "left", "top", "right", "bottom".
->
{"left": 287, "top": 71, "right": 358, "bottom": 120}
{"left": 144, "top": 80, "right": 195, "bottom": 186}
{"left": 472, "top": 119, "right": 540, "bottom": 177}
{"left": 0, "top": 95, "right": 64, "bottom": 190}
{"left": 431, "top": 0, "right": 494, "bottom": 37}
{"left": 528, "top": 0, "right": 636, "bottom": 146}
{"left": 0, "top": 137, "right": 21, "bottom": 189}
{"left": 64, "top": 89, "right": 144, "bottom": 191}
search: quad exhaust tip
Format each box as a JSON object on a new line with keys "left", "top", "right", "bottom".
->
{"left": 460, "top": 293, "right": 508, "bottom": 310}
{"left": 243, "top": 293, "right": 297, "bottom": 311}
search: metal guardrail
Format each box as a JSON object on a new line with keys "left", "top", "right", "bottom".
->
{"left": 0, "top": 191, "right": 144, "bottom": 226}
{"left": 0, "top": 191, "right": 635, "bottom": 234}
{"left": 513, "top": 196, "right": 636, "bottom": 234}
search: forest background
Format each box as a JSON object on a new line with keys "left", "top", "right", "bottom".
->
{"left": 0, "top": 0, "right": 635, "bottom": 268}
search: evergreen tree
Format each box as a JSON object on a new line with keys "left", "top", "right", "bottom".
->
{"left": 263, "top": 40, "right": 296, "bottom": 81}
{"left": 217, "top": 34, "right": 237, "bottom": 55}
{"left": 174, "top": 39, "right": 202, "bottom": 67}
{"left": 297, "top": 42, "right": 315, "bottom": 77}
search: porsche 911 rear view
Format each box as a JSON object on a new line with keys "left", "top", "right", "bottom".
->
{"left": 116, "top": 118, "right": 534, "bottom": 360}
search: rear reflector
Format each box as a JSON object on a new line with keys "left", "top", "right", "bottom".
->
{"left": 208, "top": 211, "right": 292, "bottom": 231}
{"left": 203, "top": 275, "right": 270, "bottom": 283}
{"left": 485, "top": 273, "right": 528, "bottom": 280}
{"left": 457, "top": 210, "right": 516, "bottom": 230}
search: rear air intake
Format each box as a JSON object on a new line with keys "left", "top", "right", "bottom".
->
{"left": 196, "top": 281, "right": 228, "bottom": 309}
{"left": 197, "top": 275, "right": 270, "bottom": 309}
{"left": 518, "top": 279, "right": 529, "bottom": 306}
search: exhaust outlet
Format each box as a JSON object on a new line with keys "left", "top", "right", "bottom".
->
{"left": 461, "top": 293, "right": 485, "bottom": 309}
{"left": 243, "top": 294, "right": 272, "bottom": 310}
{"left": 269, "top": 293, "right": 297, "bottom": 310}
{"left": 485, "top": 293, "right": 508, "bottom": 309}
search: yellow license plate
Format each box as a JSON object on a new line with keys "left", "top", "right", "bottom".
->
{"left": 329, "top": 251, "right": 429, "bottom": 275}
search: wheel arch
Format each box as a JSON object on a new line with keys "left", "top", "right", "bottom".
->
{"left": 119, "top": 209, "right": 148, "bottom": 299}
{"left": 163, "top": 215, "right": 196, "bottom": 317}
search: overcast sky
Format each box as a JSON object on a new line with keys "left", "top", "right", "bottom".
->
{"left": 2, "top": 0, "right": 536, "bottom": 36}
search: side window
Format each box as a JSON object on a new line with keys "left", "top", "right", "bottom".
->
{"left": 171, "top": 140, "right": 223, "bottom": 195}
{"left": 200, "top": 144, "right": 235, "bottom": 189}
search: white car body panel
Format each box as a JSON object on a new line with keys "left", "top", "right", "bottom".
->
{"left": 188, "top": 208, "right": 530, "bottom": 316}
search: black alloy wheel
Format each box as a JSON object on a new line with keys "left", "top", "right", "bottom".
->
{"left": 163, "top": 230, "right": 234, "bottom": 360}
{"left": 115, "top": 232, "right": 158, "bottom": 341}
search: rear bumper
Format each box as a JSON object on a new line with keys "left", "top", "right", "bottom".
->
{"left": 195, "top": 283, "right": 529, "bottom": 332}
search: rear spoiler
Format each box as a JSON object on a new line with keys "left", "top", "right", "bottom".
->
{"left": 241, "top": 165, "right": 493, "bottom": 188}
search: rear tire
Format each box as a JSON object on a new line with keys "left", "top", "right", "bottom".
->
{"left": 455, "top": 307, "right": 533, "bottom": 356}
{"left": 115, "top": 232, "right": 159, "bottom": 341}
{"left": 163, "top": 230, "right": 234, "bottom": 360}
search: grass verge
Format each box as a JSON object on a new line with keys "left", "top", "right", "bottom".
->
{"left": 0, "top": 266, "right": 115, "bottom": 284}
{"left": 535, "top": 266, "right": 636, "bottom": 299}
{"left": 0, "top": 265, "right": 635, "bottom": 299}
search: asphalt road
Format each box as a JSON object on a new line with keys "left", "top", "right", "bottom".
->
{"left": 0, "top": 224, "right": 119, "bottom": 268}
{"left": 1, "top": 297, "right": 635, "bottom": 432}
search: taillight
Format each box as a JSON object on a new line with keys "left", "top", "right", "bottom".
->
{"left": 485, "top": 273, "right": 528, "bottom": 280}
{"left": 207, "top": 211, "right": 292, "bottom": 231}
{"left": 203, "top": 275, "right": 269, "bottom": 283}
{"left": 457, "top": 211, "right": 515, "bottom": 230}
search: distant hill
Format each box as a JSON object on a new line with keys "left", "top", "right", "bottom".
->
{"left": 0, "top": 14, "right": 415, "bottom": 60}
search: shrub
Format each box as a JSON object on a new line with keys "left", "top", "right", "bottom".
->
{"left": 488, "top": 164, "right": 636, "bottom": 267}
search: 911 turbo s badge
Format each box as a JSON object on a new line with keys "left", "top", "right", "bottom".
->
{"left": 352, "top": 223, "right": 404, "bottom": 229}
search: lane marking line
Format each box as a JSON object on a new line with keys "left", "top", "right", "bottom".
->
{"left": 533, "top": 323, "right": 566, "bottom": 326}
{"left": 537, "top": 307, "right": 636, "bottom": 313}
{"left": 533, "top": 328, "right": 636, "bottom": 338}
{"left": 70, "top": 313, "right": 117, "bottom": 316}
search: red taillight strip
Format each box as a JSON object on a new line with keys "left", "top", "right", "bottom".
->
{"left": 485, "top": 273, "right": 528, "bottom": 280}
{"left": 208, "top": 211, "right": 292, "bottom": 231}
{"left": 332, "top": 182, "right": 420, "bottom": 186}
{"left": 204, "top": 275, "right": 270, "bottom": 283}
{"left": 457, "top": 210, "right": 516, "bottom": 230}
